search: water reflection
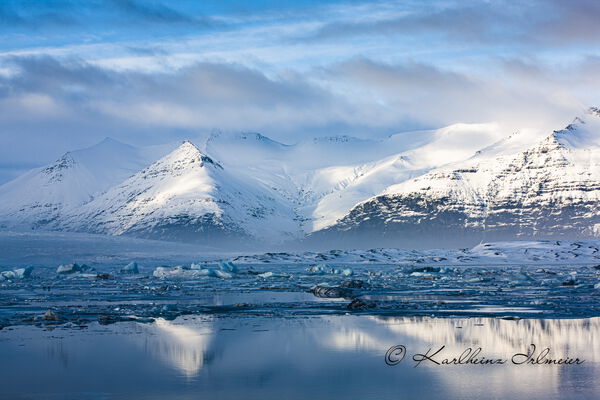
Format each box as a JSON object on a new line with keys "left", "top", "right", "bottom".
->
{"left": 140, "top": 317, "right": 213, "bottom": 377}
{"left": 1, "top": 315, "right": 599, "bottom": 399}
{"left": 314, "top": 316, "right": 600, "bottom": 359}
{"left": 373, "top": 316, "right": 600, "bottom": 361}
{"left": 318, "top": 316, "right": 600, "bottom": 399}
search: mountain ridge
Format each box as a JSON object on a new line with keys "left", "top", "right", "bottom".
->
{"left": 1, "top": 109, "right": 599, "bottom": 249}
{"left": 312, "top": 108, "right": 600, "bottom": 248}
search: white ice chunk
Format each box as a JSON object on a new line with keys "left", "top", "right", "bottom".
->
{"left": 307, "top": 264, "right": 352, "bottom": 275}
{"left": 306, "top": 265, "right": 327, "bottom": 275}
{"left": 0, "top": 266, "right": 33, "bottom": 281}
{"left": 56, "top": 263, "right": 82, "bottom": 274}
{"left": 153, "top": 266, "right": 232, "bottom": 279}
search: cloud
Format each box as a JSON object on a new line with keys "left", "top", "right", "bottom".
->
{"left": 306, "top": 2, "right": 511, "bottom": 44}
{"left": 0, "top": 54, "right": 594, "bottom": 169}
{"left": 529, "top": 0, "right": 600, "bottom": 45}
{"left": 303, "top": 0, "right": 600, "bottom": 49}
{"left": 1, "top": 0, "right": 600, "bottom": 183}
{"left": 108, "top": 0, "right": 215, "bottom": 27}
{"left": 323, "top": 57, "right": 595, "bottom": 131}
{"left": 0, "top": 56, "right": 352, "bottom": 173}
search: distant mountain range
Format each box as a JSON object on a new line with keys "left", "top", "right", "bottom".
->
{"left": 1, "top": 108, "right": 599, "bottom": 249}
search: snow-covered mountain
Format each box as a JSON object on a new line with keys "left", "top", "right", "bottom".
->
{"left": 314, "top": 108, "right": 600, "bottom": 248}
{"left": 0, "top": 108, "right": 599, "bottom": 249}
{"left": 60, "top": 141, "right": 303, "bottom": 245}
{"left": 0, "top": 138, "right": 175, "bottom": 230}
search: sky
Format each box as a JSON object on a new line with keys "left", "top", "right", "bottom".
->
{"left": 0, "top": 0, "right": 599, "bottom": 183}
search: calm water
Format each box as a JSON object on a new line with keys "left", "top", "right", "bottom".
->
{"left": 1, "top": 315, "right": 599, "bottom": 400}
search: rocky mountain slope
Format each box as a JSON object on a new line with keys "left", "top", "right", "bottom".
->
{"left": 0, "top": 108, "right": 599, "bottom": 249}
{"left": 314, "top": 108, "right": 600, "bottom": 248}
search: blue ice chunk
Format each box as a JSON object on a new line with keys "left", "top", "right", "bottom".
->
{"left": 219, "top": 262, "right": 239, "bottom": 273}
{"left": 120, "top": 262, "right": 139, "bottom": 274}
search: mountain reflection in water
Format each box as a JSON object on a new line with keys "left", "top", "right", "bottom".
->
{"left": 1, "top": 315, "right": 599, "bottom": 400}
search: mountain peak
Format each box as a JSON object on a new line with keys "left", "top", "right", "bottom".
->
{"left": 180, "top": 139, "right": 198, "bottom": 150}
{"left": 587, "top": 106, "right": 600, "bottom": 118}
{"left": 42, "top": 152, "right": 76, "bottom": 180}
{"left": 167, "top": 140, "right": 222, "bottom": 170}
{"left": 543, "top": 108, "right": 600, "bottom": 150}
{"left": 99, "top": 136, "right": 119, "bottom": 145}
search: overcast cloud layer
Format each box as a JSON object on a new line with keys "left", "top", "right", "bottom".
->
{"left": 0, "top": 0, "right": 599, "bottom": 182}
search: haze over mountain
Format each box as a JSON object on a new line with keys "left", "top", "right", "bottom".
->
{"left": 0, "top": 108, "right": 599, "bottom": 250}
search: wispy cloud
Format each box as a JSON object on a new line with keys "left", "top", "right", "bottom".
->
{"left": 303, "top": 0, "right": 600, "bottom": 48}
{"left": 108, "top": 0, "right": 216, "bottom": 26}
{"left": 0, "top": 0, "right": 599, "bottom": 182}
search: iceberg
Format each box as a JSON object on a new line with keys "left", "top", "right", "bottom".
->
{"left": 332, "top": 268, "right": 353, "bottom": 276}
{"left": 306, "top": 264, "right": 353, "bottom": 276}
{"left": 153, "top": 266, "right": 191, "bottom": 278}
{"left": 56, "top": 263, "right": 93, "bottom": 274}
{"left": 42, "top": 310, "right": 60, "bottom": 321}
{"left": 212, "top": 269, "right": 233, "bottom": 279}
{"left": 306, "top": 265, "right": 327, "bottom": 275}
{"left": 153, "top": 265, "right": 233, "bottom": 279}
{"left": 0, "top": 266, "right": 33, "bottom": 281}
{"left": 120, "top": 262, "right": 139, "bottom": 274}
{"left": 218, "top": 262, "right": 239, "bottom": 273}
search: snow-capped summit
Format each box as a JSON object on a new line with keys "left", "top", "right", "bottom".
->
{"left": 62, "top": 140, "right": 303, "bottom": 245}
{"left": 1, "top": 110, "right": 599, "bottom": 249}
{"left": 0, "top": 137, "right": 174, "bottom": 230}
{"left": 314, "top": 110, "right": 600, "bottom": 248}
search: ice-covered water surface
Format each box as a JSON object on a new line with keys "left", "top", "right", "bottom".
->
{"left": 2, "top": 234, "right": 600, "bottom": 399}
{"left": 1, "top": 315, "right": 599, "bottom": 400}
{"left": 2, "top": 260, "right": 600, "bottom": 329}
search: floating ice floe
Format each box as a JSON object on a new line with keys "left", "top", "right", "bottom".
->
{"left": 210, "top": 269, "right": 233, "bottom": 279}
{"left": 219, "top": 262, "right": 239, "bottom": 273}
{"left": 0, "top": 266, "right": 33, "bottom": 281}
{"left": 120, "top": 262, "right": 139, "bottom": 274}
{"left": 153, "top": 266, "right": 197, "bottom": 279}
{"left": 410, "top": 271, "right": 435, "bottom": 278}
{"left": 56, "top": 263, "right": 94, "bottom": 274}
{"left": 256, "top": 271, "right": 290, "bottom": 279}
{"left": 153, "top": 263, "right": 236, "bottom": 279}
{"left": 42, "top": 310, "right": 60, "bottom": 321}
{"left": 306, "top": 264, "right": 353, "bottom": 276}
{"left": 306, "top": 265, "right": 327, "bottom": 275}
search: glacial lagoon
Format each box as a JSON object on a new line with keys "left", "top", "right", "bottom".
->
{"left": 2, "top": 254, "right": 600, "bottom": 399}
